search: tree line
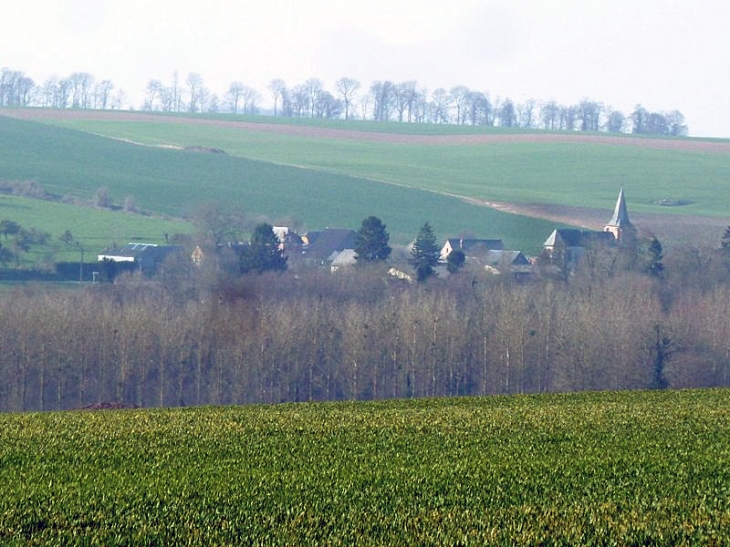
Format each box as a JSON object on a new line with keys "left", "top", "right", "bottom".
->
{"left": 0, "top": 66, "right": 687, "bottom": 135}
{"left": 3, "top": 218, "right": 730, "bottom": 412}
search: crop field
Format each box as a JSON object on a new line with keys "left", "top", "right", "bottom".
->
{"left": 0, "top": 113, "right": 561, "bottom": 252}
{"left": 19, "top": 109, "right": 730, "bottom": 218}
{"left": 0, "top": 194, "right": 192, "bottom": 265}
{"left": 3, "top": 108, "right": 730, "bottom": 258}
{"left": 1, "top": 389, "right": 728, "bottom": 545}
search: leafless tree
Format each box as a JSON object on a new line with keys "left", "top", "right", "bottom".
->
{"left": 226, "top": 81, "right": 244, "bottom": 114}
{"left": 541, "top": 100, "right": 560, "bottom": 130}
{"left": 186, "top": 72, "right": 204, "bottom": 113}
{"left": 605, "top": 107, "right": 625, "bottom": 133}
{"left": 430, "top": 88, "right": 451, "bottom": 123}
{"left": 336, "top": 77, "right": 360, "bottom": 120}
{"left": 269, "top": 79, "right": 286, "bottom": 116}
{"left": 145, "top": 79, "right": 163, "bottom": 111}
{"left": 240, "top": 86, "right": 261, "bottom": 115}
{"left": 370, "top": 81, "right": 396, "bottom": 121}
{"left": 304, "top": 78, "right": 323, "bottom": 118}
{"left": 449, "top": 85, "right": 469, "bottom": 125}
{"left": 93, "top": 80, "right": 114, "bottom": 109}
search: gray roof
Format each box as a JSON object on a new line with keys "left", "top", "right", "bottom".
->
{"left": 445, "top": 238, "right": 504, "bottom": 254}
{"left": 607, "top": 187, "right": 632, "bottom": 227}
{"left": 485, "top": 250, "right": 530, "bottom": 266}
{"left": 543, "top": 229, "right": 614, "bottom": 248}
{"left": 304, "top": 228, "right": 358, "bottom": 260}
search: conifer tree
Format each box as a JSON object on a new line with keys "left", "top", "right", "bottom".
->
{"left": 354, "top": 216, "right": 391, "bottom": 262}
{"left": 239, "top": 223, "right": 287, "bottom": 274}
{"left": 645, "top": 236, "right": 664, "bottom": 279}
{"left": 409, "top": 222, "right": 440, "bottom": 281}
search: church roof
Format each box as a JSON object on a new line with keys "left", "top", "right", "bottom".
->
{"left": 607, "top": 187, "right": 632, "bottom": 227}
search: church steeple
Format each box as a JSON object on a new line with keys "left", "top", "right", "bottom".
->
{"left": 604, "top": 188, "right": 634, "bottom": 242}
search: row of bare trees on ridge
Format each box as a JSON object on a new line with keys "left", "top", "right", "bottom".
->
{"left": 0, "top": 66, "right": 687, "bottom": 135}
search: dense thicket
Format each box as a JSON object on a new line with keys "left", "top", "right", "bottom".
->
{"left": 2, "top": 257, "right": 729, "bottom": 412}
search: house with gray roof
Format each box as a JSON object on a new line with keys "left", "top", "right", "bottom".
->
{"left": 440, "top": 238, "right": 504, "bottom": 261}
{"left": 98, "top": 242, "right": 182, "bottom": 276}
{"left": 302, "top": 228, "right": 358, "bottom": 262}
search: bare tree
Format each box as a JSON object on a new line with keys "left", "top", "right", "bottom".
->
{"left": 465, "top": 91, "right": 491, "bottom": 125}
{"left": 304, "top": 78, "right": 323, "bottom": 118}
{"left": 68, "top": 72, "right": 93, "bottom": 108}
{"left": 450, "top": 85, "right": 469, "bottom": 125}
{"left": 336, "top": 77, "right": 360, "bottom": 120}
{"left": 541, "top": 101, "right": 559, "bottom": 130}
{"left": 395, "top": 81, "right": 420, "bottom": 123}
{"left": 498, "top": 98, "right": 517, "bottom": 127}
{"left": 93, "top": 80, "right": 114, "bottom": 109}
{"left": 240, "top": 86, "right": 261, "bottom": 115}
{"left": 186, "top": 72, "right": 204, "bottom": 113}
{"left": 577, "top": 99, "right": 602, "bottom": 132}
{"left": 171, "top": 71, "right": 182, "bottom": 112}
{"left": 666, "top": 110, "right": 688, "bottom": 136}
{"left": 370, "top": 81, "right": 396, "bottom": 121}
{"left": 430, "top": 88, "right": 451, "bottom": 123}
{"left": 145, "top": 79, "right": 163, "bottom": 111}
{"left": 226, "top": 82, "right": 244, "bottom": 114}
{"left": 290, "top": 85, "right": 308, "bottom": 117}
{"left": 269, "top": 79, "right": 286, "bottom": 116}
{"left": 605, "top": 108, "right": 625, "bottom": 133}
{"left": 519, "top": 99, "right": 536, "bottom": 129}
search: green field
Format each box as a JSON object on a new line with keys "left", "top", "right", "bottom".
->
{"left": 1, "top": 389, "right": 728, "bottom": 545}
{"left": 36, "top": 112, "right": 730, "bottom": 217}
{"left": 0, "top": 195, "right": 192, "bottom": 264}
{"left": 3, "top": 109, "right": 730, "bottom": 260}
{"left": 0, "top": 114, "right": 563, "bottom": 252}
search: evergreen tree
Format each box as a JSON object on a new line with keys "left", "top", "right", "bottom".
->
{"left": 409, "top": 222, "right": 440, "bottom": 282}
{"left": 239, "top": 223, "right": 287, "bottom": 274}
{"left": 354, "top": 216, "right": 391, "bottom": 262}
{"left": 645, "top": 236, "right": 664, "bottom": 279}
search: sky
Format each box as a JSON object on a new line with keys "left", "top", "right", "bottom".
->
{"left": 2, "top": 0, "right": 729, "bottom": 137}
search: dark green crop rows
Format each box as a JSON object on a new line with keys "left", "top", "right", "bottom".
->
{"left": 1, "top": 389, "right": 729, "bottom": 545}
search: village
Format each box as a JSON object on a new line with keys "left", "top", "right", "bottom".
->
{"left": 97, "top": 189, "right": 635, "bottom": 281}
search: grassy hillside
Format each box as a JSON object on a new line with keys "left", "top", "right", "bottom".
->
{"left": 0, "top": 114, "right": 562, "bottom": 252}
{"left": 1, "top": 389, "right": 728, "bottom": 544}
{"left": 0, "top": 195, "right": 192, "bottom": 265}
{"left": 37, "top": 112, "right": 730, "bottom": 218}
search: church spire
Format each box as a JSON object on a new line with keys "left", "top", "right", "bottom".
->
{"left": 605, "top": 188, "right": 634, "bottom": 242}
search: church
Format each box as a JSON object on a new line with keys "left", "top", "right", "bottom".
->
{"left": 542, "top": 188, "right": 636, "bottom": 265}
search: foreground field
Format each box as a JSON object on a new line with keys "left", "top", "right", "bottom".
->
{"left": 2, "top": 389, "right": 729, "bottom": 545}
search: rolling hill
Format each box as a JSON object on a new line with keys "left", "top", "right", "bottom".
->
{"left": 3, "top": 108, "right": 730, "bottom": 256}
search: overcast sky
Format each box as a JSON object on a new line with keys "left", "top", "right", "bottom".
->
{"left": 2, "top": 0, "right": 729, "bottom": 137}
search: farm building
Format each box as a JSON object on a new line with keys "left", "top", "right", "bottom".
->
{"left": 98, "top": 243, "right": 182, "bottom": 275}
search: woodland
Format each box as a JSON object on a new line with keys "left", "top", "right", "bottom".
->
{"left": 3, "top": 228, "right": 730, "bottom": 412}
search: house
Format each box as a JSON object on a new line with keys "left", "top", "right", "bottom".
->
{"left": 440, "top": 238, "right": 504, "bottom": 261}
{"left": 483, "top": 250, "right": 533, "bottom": 277}
{"left": 330, "top": 249, "right": 357, "bottom": 272}
{"left": 98, "top": 242, "right": 182, "bottom": 275}
{"left": 302, "top": 228, "right": 358, "bottom": 262}
{"left": 272, "top": 226, "right": 304, "bottom": 253}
